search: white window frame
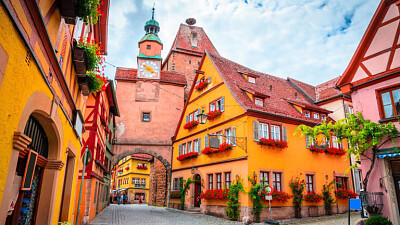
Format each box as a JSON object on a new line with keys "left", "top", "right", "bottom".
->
{"left": 255, "top": 98, "right": 263, "bottom": 107}
{"left": 182, "top": 144, "right": 187, "bottom": 154}
{"left": 193, "top": 139, "right": 199, "bottom": 153}
{"left": 248, "top": 76, "right": 256, "bottom": 84}
{"left": 258, "top": 123, "right": 269, "bottom": 139}
{"left": 271, "top": 125, "right": 280, "bottom": 140}
{"left": 313, "top": 113, "right": 319, "bottom": 119}
{"left": 187, "top": 141, "right": 192, "bottom": 153}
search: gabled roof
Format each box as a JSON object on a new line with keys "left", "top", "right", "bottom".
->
{"left": 115, "top": 67, "right": 186, "bottom": 86}
{"left": 288, "top": 77, "right": 347, "bottom": 103}
{"left": 169, "top": 24, "right": 219, "bottom": 56}
{"left": 206, "top": 51, "right": 329, "bottom": 123}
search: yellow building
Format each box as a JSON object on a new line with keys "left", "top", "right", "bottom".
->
{"left": 170, "top": 51, "right": 352, "bottom": 221}
{"left": 0, "top": 0, "right": 109, "bottom": 224}
{"left": 114, "top": 155, "right": 152, "bottom": 203}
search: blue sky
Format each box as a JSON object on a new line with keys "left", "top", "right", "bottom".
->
{"left": 105, "top": 0, "right": 380, "bottom": 85}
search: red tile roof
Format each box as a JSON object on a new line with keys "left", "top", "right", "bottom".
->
{"left": 288, "top": 77, "right": 344, "bottom": 103}
{"left": 115, "top": 67, "right": 186, "bottom": 86}
{"left": 207, "top": 51, "right": 328, "bottom": 123}
{"left": 170, "top": 24, "right": 219, "bottom": 56}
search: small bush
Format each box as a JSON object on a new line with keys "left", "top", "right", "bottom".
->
{"left": 365, "top": 215, "right": 392, "bottom": 225}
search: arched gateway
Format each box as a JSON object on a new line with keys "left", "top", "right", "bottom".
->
{"left": 112, "top": 148, "right": 171, "bottom": 172}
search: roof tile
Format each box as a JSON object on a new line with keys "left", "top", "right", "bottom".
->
{"left": 115, "top": 67, "right": 186, "bottom": 86}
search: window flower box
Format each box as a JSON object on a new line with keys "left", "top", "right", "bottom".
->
{"left": 77, "top": 76, "right": 90, "bottom": 96}
{"left": 309, "top": 145, "right": 325, "bottom": 153}
{"left": 60, "top": 0, "right": 77, "bottom": 25}
{"left": 137, "top": 166, "right": 147, "bottom": 170}
{"left": 177, "top": 152, "right": 199, "bottom": 161}
{"left": 202, "top": 143, "right": 233, "bottom": 155}
{"left": 325, "top": 147, "right": 346, "bottom": 156}
{"left": 73, "top": 44, "right": 88, "bottom": 76}
{"left": 170, "top": 191, "right": 181, "bottom": 199}
{"left": 207, "top": 110, "right": 222, "bottom": 120}
{"left": 259, "top": 138, "right": 288, "bottom": 149}
{"left": 195, "top": 80, "right": 209, "bottom": 91}
{"left": 335, "top": 188, "right": 358, "bottom": 199}
{"left": 199, "top": 189, "right": 229, "bottom": 200}
{"left": 60, "top": 0, "right": 103, "bottom": 25}
{"left": 262, "top": 190, "right": 291, "bottom": 203}
{"left": 183, "top": 121, "right": 199, "bottom": 129}
{"left": 201, "top": 147, "right": 216, "bottom": 154}
{"left": 304, "top": 191, "right": 323, "bottom": 203}
{"left": 125, "top": 166, "right": 130, "bottom": 170}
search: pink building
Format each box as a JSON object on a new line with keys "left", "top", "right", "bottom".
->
{"left": 337, "top": 0, "right": 400, "bottom": 223}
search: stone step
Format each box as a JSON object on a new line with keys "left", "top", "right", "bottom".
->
{"left": 186, "top": 207, "right": 201, "bottom": 214}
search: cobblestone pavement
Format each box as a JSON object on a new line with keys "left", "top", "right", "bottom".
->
{"left": 90, "top": 204, "right": 361, "bottom": 225}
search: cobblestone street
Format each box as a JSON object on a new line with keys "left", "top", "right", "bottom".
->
{"left": 90, "top": 204, "right": 361, "bottom": 225}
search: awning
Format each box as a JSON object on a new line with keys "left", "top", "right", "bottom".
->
{"left": 377, "top": 153, "right": 400, "bottom": 158}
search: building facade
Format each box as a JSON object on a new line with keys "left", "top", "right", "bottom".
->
{"left": 75, "top": 80, "right": 119, "bottom": 224}
{"left": 113, "top": 9, "right": 186, "bottom": 207}
{"left": 113, "top": 154, "right": 152, "bottom": 203}
{"left": 337, "top": 0, "right": 400, "bottom": 223}
{"left": 171, "top": 51, "right": 352, "bottom": 221}
{"left": 0, "top": 0, "right": 109, "bottom": 224}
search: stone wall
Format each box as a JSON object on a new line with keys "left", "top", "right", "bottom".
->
{"left": 148, "top": 159, "right": 168, "bottom": 206}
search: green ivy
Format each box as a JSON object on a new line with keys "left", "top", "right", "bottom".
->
{"left": 180, "top": 178, "right": 194, "bottom": 210}
{"left": 226, "top": 180, "right": 245, "bottom": 221}
{"left": 295, "top": 112, "right": 400, "bottom": 191}
{"left": 322, "top": 180, "right": 336, "bottom": 215}
{"left": 247, "top": 176, "right": 264, "bottom": 222}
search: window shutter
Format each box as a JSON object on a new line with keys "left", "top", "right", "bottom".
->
{"left": 179, "top": 144, "right": 182, "bottom": 156}
{"left": 196, "top": 109, "right": 200, "bottom": 121}
{"left": 232, "top": 127, "right": 236, "bottom": 146}
{"left": 344, "top": 103, "right": 350, "bottom": 117}
{"left": 205, "top": 135, "right": 208, "bottom": 147}
{"left": 196, "top": 80, "right": 200, "bottom": 86}
{"left": 198, "top": 137, "right": 201, "bottom": 154}
{"left": 282, "top": 126, "right": 287, "bottom": 142}
{"left": 207, "top": 77, "right": 211, "bottom": 84}
{"left": 253, "top": 120, "right": 259, "bottom": 141}
{"left": 354, "top": 169, "right": 360, "bottom": 193}
{"left": 220, "top": 96, "right": 225, "bottom": 112}
{"left": 186, "top": 115, "right": 189, "bottom": 124}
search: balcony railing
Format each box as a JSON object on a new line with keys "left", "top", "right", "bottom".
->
{"left": 360, "top": 191, "right": 384, "bottom": 215}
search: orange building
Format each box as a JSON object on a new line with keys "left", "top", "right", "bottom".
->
{"left": 171, "top": 51, "right": 352, "bottom": 221}
{"left": 75, "top": 81, "right": 119, "bottom": 224}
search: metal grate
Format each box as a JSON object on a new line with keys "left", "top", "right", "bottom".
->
{"left": 24, "top": 115, "right": 49, "bottom": 158}
{"left": 25, "top": 51, "right": 31, "bottom": 66}
{"left": 360, "top": 191, "right": 384, "bottom": 214}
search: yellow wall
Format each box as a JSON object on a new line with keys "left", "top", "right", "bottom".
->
{"left": 0, "top": 5, "right": 82, "bottom": 224}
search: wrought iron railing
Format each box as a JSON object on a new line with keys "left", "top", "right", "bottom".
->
{"left": 360, "top": 191, "right": 384, "bottom": 214}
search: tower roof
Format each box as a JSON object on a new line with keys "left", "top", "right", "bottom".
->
{"left": 140, "top": 6, "right": 162, "bottom": 45}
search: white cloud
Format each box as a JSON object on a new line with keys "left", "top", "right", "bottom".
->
{"left": 104, "top": 0, "right": 379, "bottom": 85}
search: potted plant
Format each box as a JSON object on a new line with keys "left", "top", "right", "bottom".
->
{"left": 259, "top": 138, "right": 288, "bottom": 149}
{"left": 61, "top": 0, "right": 104, "bottom": 25}
{"left": 75, "top": 37, "right": 104, "bottom": 75}
{"left": 207, "top": 110, "right": 222, "bottom": 120}
{"left": 87, "top": 71, "right": 106, "bottom": 94}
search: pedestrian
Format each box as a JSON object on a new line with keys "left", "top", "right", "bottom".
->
{"left": 117, "top": 192, "right": 121, "bottom": 205}
{"left": 123, "top": 192, "right": 127, "bottom": 204}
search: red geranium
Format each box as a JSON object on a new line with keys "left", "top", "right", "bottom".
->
{"left": 177, "top": 152, "right": 199, "bottom": 161}
{"left": 326, "top": 147, "right": 346, "bottom": 156}
{"left": 268, "top": 190, "right": 291, "bottom": 203}
{"left": 183, "top": 121, "right": 199, "bottom": 129}
{"left": 201, "top": 147, "right": 216, "bottom": 154}
{"left": 218, "top": 142, "right": 233, "bottom": 152}
{"left": 137, "top": 166, "right": 147, "bottom": 170}
{"left": 309, "top": 145, "right": 325, "bottom": 153}
{"left": 195, "top": 80, "right": 209, "bottom": 91}
{"left": 259, "top": 138, "right": 288, "bottom": 149}
{"left": 304, "top": 191, "right": 323, "bottom": 203}
{"left": 199, "top": 189, "right": 229, "bottom": 200}
{"left": 336, "top": 189, "right": 358, "bottom": 199}
{"left": 207, "top": 110, "right": 222, "bottom": 120}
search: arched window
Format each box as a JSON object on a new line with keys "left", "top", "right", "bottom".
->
{"left": 24, "top": 115, "right": 49, "bottom": 158}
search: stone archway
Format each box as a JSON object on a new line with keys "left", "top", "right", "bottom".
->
{"left": 112, "top": 148, "right": 172, "bottom": 207}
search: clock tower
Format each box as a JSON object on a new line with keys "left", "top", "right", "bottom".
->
{"left": 137, "top": 7, "right": 163, "bottom": 79}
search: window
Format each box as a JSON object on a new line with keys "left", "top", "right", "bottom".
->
{"left": 225, "top": 127, "right": 236, "bottom": 145}
{"left": 260, "top": 171, "right": 269, "bottom": 186}
{"left": 216, "top": 131, "right": 223, "bottom": 145}
{"left": 321, "top": 114, "right": 327, "bottom": 121}
{"left": 273, "top": 172, "right": 282, "bottom": 191}
{"left": 248, "top": 76, "right": 256, "bottom": 84}
{"left": 380, "top": 87, "right": 400, "bottom": 118}
{"left": 336, "top": 177, "right": 348, "bottom": 189}
{"left": 209, "top": 97, "right": 224, "bottom": 112}
{"left": 225, "top": 172, "right": 231, "bottom": 189}
{"left": 141, "top": 178, "right": 146, "bottom": 185}
{"left": 182, "top": 144, "right": 187, "bottom": 154}
{"left": 208, "top": 174, "right": 213, "bottom": 190}
{"left": 306, "top": 174, "right": 314, "bottom": 192}
{"left": 132, "top": 178, "right": 140, "bottom": 184}
{"left": 216, "top": 173, "right": 222, "bottom": 189}
{"left": 142, "top": 112, "right": 151, "bottom": 122}
{"left": 304, "top": 111, "right": 310, "bottom": 118}
{"left": 313, "top": 113, "right": 319, "bottom": 119}
{"left": 187, "top": 110, "right": 199, "bottom": 122}
{"left": 258, "top": 123, "right": 269, "bottom": 139}
{"left": 332, "top": 136, "right": 343, "bottom": 148}
{"left": 271, "top": 125, "right": 280, "bottom": 140}
{"left": 305, "top": 136, "right": 314, "bottom": 149}
{"left": 173, "top": 178, "right": 183, "bottom": 191}
{"left": 147, "top": 45, "right": 151, "bottom": 49}
{"left": 193, "top": 139, "right": 199, "bottom": 154}
{"left": 138, "top": 163, "right": 142, "bottom": 167}
{"left": 187, "top": 141, "right": 192, "bottom": 153}
{"left": 255, "top": 98, "right": 263, "bottom": 107}
{"left": 349, "top": 107, "right": 354, "bottom": 114}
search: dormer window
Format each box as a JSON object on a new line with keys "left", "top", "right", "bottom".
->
{"left": 313, "top": 113, "right": 319, "bottom": 119}
{"left": 321, "top": 114, "right": 327, "bottom": 121}
{"left": 304, "top": 111, "right": 310, "bottom": 118}
{"left": 254, "top": 98, "right": 263, "bottom": 107}
{"left": 248, "top": 76, "right": 256, "bottom": 84}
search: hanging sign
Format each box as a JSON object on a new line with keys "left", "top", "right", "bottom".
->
{"left": 21, "top": 149, "right": 38, "bottom": 190}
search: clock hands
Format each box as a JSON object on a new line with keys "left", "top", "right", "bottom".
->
{"left": 142, "top": 63, "right": 156, "bottom": 74}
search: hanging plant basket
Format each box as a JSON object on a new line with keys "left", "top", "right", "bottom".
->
{"left": 73, "top": 44, "right": 88, "bottom": 76}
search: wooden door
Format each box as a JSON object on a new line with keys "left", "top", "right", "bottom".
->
{"left": 194, "top": 175, "right": 201, "bottom": 207}
{"left": 390, "top": 160, "right": 400, "bottom": 213}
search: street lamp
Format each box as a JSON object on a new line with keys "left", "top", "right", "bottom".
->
{"left": 196, "top": 109, "right": 209, "bottom": 124}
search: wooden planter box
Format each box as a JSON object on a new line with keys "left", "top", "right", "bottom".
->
{"left": 77, "top": 76, "right": 90, "bottom": 96}
{"left": 73, "top": 45, "right": 88, "bottom": 76}
{"left": 60, "top": 0, "right": 77, "bottom": 25}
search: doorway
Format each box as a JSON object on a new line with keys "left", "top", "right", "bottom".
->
{"left": 194, "top": 174, "right": 201, "bottom": 207}
{"left": 390, "top": 159, "right": 400, "bottom": 213}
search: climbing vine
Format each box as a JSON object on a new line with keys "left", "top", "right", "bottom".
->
{"left": 180, "top": 178, "right": 195, "bottom": 210}
{"left": 322, "top": 180, "right": 336, "bottom": 215}
{"left": 248, "top": 176, "right": 264, "bottom": 222}
{"left": 295, "top": 112, "right": 399, "bottom": 191}
{"left": 289, "top": 175, "right": 306, "bottom": 218}
{"left": 226, "top": 179, "right": 245, "bottom": 221}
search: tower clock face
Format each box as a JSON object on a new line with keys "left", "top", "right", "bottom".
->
{"left": 138, "top": 60, "right": 160, "bottom": 79}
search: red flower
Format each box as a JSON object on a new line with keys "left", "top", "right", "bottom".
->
{"left": 183, "top": 121, "right": 199, "bottom": 129}
{"left": 195, "top": 80, "right": 209, "bottom": 91}
{"left": 335, "top": 189, "right": 358, "bottom": 199}
{"left": 199, "top": 189, "right": 229, "bottom": 200}
{"left": 259, "top": 138, "right": 288, "bottom": 149}
{"left": 207, "top": 110, "right": 222, "bottom": 120}
{"left": 177, "top": 152, "right": 199, "bottom": 161}
{"left": 304, "top": 191, "right": 323, "bottom": 203}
